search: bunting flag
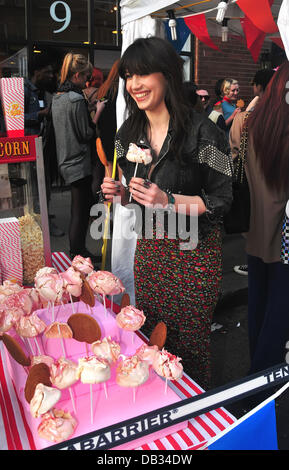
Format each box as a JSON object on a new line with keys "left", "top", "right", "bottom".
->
{"left": 239, "top": 0, "right": 274, "bottom": 63}
{"left": 164, "top": 17, "right": 191, "bottom": 53}
{"left": 184, "top": 14, "right": 219, "bottom": 51}
{"left": 240, "top": 16, "right": 267, "bottom": 63}
{"left": 237, "top": 0, "right": 278, "bottom": 34}
{"left": 207, "top": 399, "right": 278, "bottom": 450}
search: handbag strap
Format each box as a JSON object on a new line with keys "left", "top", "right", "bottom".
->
{"left": 235, "top": 111, "right": 250, "bottom": 183}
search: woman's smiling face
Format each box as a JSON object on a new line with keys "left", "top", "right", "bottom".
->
{"left": 125, "top": 72, "right": 167, "bottom": 113}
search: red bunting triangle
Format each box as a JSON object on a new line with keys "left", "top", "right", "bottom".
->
{"left": 240, "top": 16, "right": 266, "bottom": 63}
{"left": 237, "top": 0, "right": 278, "bottom": 34}
{"left": 184, "top": 14, "right": 219, "bottom": 51}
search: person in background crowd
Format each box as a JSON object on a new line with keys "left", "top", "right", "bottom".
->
{"left": 83, "top": 66, "right": 104, "bottom": 124}
{"left": 230, "top": 68, "right": 276, "bottom": 277}
{"left": 221, "top": 78, "right": 241, "bottom": 135}
{"left": 197, "top": 88, "right": 226, "bottom": 131}
{"left": 52, "top": 53, "right": 100, "bottom": 264}
{"left": 96, "top": 60, "right": 120, "bottom": 183}
{"left": 83, "top": 66, "right": 107, "bottom": 199}
{"left": 243, "top": 62, "right": 289, "bottom": 385}
{"left": 24, "top": 52, "right": 64, "bottom": 237}
{"left": 246, "top": 68, "right": 276, "bottom": 112}
{"left": 214, "top": 78, "right": 225, "bottom": 105}
{"left": 183, "top": 81, "right": 201, "bottom": 111}
{"left": 101, "top": 37, "right": 233, "bottom": 389}
{"left": 24, "top": 53, "right": 54, "bottom": 136}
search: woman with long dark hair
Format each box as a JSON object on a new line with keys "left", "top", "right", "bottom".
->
{"left": 52, "top": 53, "right": 98, "bottom": 262}
{"left": 101, "top": 37, "right": 232, "bottom": 388}
{"left": 244, "top": 61, "right": 289, "bottom": 375}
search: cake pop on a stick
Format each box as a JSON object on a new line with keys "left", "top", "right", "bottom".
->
{"left": 15, "top": 312, "right": 46, "bottom": 356}
{"left": 135, "top": 344, "right": 159, "bottom": 367}
{"left": 35, "top": 272, "right": 64, "bottom": 321}
{"left": 37, "top": 408, "right": 77, "bottom": 444}
{"left": 116, "top": 355, "right": 149, "bottom": 403}
{"left": 44, "top": 321, "right": 76, "bottom": 413}
{"left": 135, "top": 322, "right": 167, "bottom": 367}
{"left": 71, "top": 255, "right": 94, "bottom": 276}
{"left": 91, "top": 336, "right": 121, "bottom": 365}
{"left": 115, "top": 305, "right": 146, "bottom": 344}
{"left": 1, "top": 289, "right": 33, "bottom": 316}
{"left": 0, "top": 280, "right": 22, "bottom": 302}
{"left": 0, "top": 305, "right": 23, "bottom": 335}
{"left": 76, "top": 356, "right": 111, "bottom": 422}
{"left": 30, "top": 382, "right": 61, "bottom": 418}
{"left": 87, "top": 270, "right": 125, "bottom": 315}
{"left": 50, "top": 357, "right": 78, "bottom": 414}
{"left": 152, "top": 348, "right": 183, "bottom": 394}
{"left": 59, "top": 267, "right": 83, "bottom": 314}
{"left": 126, "top": 143, "right": 152, "bottom": 202}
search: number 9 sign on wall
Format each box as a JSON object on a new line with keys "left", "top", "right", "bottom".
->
{"left": 50, "top": 1, "right": 71, "bottom": 34}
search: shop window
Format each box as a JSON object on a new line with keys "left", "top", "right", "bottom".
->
{"left": 94, "top": 1, "right": 119, "bottom": 46}
{"left": 0, "top": 0, "right": 26, "bottom": 43}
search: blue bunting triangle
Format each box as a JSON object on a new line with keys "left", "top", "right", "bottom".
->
{"left": 164, "top": 18, "right": 190, "bottom": 53}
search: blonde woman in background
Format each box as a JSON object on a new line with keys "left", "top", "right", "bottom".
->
{"left": 221, "top": 78, "right": 241, "bottom": 135}
{"left": 52, "top": 53, "right": 99, "bottom": 264}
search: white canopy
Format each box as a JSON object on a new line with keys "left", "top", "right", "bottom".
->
{"left": 120, "top": 0, "right": 176, "bottom": 25}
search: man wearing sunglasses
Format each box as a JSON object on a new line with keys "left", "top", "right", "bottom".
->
{"left": 197, "top": 89, "right": 226, "bottom": 132}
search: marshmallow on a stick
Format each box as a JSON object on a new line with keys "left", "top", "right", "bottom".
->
{"left": 126, "top": 143, "right": 152, "bottom": 202}
{"left": 126, "top": 143, "right": 153, "bottom": 165}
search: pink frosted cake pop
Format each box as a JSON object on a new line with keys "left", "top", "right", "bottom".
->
{"left": 0, "top": 280, "right": 22, "bottom": 302}
{"left": 30, "top": 383, "right": 61, "bottom": 418}
{"left": 59, "top": 267, "right": 83, "bottom": 298}
{"left": 152, "top": 348, "right": 183, "bottom": 381}
{"left": 1, "top": 290, "right": 33, "bottom": 315}
{"left": 0, "top": 306, "right": 23, "bottom": 334}
{"left": 71, "top": 255, "right": 94, "bottom": 276}
{"left": 116, "top": 305, "right": 146, "bottom": 331}
{"left": 15, "top": 312, "right": 47, "bottom": 338}
{"left": 76, "top": 356, "right": 111, "bottom": 384}
{"left": 135, "top": 343, "right": 159, "bottom": 366}
{"left": 116, "top": 355, "right": 149, "bottom": 387}
{"left": 91, "top": 336, "right": 121, "bottom": 364}
{"left": 87, "top": 270, "right": 125, "bottom": 296}
{"left": 37, "top": 408, "right": 77, "bottom": 443}
{"left": 50, "top": 357, "right": 78, "bottom": 389}
{"left": 35, "top": 272, "right": 64, "bottom": 305}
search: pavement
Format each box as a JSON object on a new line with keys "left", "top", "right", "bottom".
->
{"left": 49, "top": 187, "right": 289, "bottom": 450}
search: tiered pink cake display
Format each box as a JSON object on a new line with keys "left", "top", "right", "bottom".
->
{"left": 4, "top": 298, "right": 188, "bottom": 450}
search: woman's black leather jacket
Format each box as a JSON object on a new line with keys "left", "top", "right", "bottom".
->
{"left": 116, "top": 110, "right": 233, "bottom": 242}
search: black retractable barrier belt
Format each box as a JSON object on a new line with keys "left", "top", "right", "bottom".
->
{"left": 45, "top": 362, "right": 289, "bottom": 450}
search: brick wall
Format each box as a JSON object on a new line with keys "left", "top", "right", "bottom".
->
{"left": 195, "top": 34, "right": 268, "bottom": 108}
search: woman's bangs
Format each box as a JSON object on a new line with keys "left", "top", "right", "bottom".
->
{"left": 119, "top": 46, "right": 161, "bottom": 79}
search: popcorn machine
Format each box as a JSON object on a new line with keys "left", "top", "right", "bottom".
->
{"left": 0, "top": 77, "right": 51, "bottom": 286}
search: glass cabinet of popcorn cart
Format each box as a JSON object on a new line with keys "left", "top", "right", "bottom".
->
{"left": 0, "top": 77, "right": 51, "bottom": 287}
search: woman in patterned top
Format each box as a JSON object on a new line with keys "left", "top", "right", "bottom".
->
{"left": 101, "top": 37, "right": 233, "bottom": 389}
